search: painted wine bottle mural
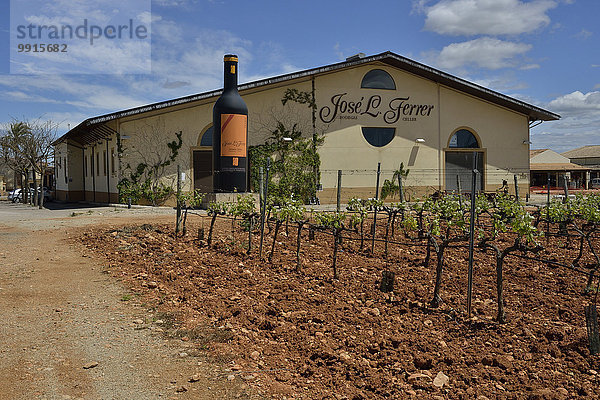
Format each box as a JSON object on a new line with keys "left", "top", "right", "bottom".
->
{"left": 212, "top": 54, "right": 249, "bottom": 192}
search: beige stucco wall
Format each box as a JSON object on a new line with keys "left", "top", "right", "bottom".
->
{"left": 55, "top": 142, "right": 68, "bottom": 193}
{"left": 114, "top": 79, "right": 314, "bottom": 199}
{"left": 440, "top": 86, "right": 530, "bottom": 191}
{"left": 58, "top": 60, "right": 534, "bottom": 203}
{"left": 55, "top": 142, "right": 84, "bottom": 192}
{"left": 531, "top": 150, "right": 571, "bottom": 164}
{"left": 312, "top": 64, "right": 530, "bottom": 199}
{"left": 315, "top": 64, "right": 439, "bottom": 199}
{"left": 81, "top": 137, "right": 119, "bottom": 202}
{"left": 118, "top": 109, "right": 201, "bottom": 194}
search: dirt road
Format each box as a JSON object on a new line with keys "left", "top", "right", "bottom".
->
{"left": 0, "top": 202, "right": 253, "bottom": 400}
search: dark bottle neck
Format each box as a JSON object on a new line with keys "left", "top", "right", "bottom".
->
{"left": 223, "top": 58, "right": 238, "bottom": 92}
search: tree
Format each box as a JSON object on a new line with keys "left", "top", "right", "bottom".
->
{"left": 0, "top": 119, "right": 57, "bottom": 207}
{"left": 313, "top": 210, "right": 348, "bottom": 279}
{"left": 347, "top": 197, "right": 369, "bottom": 251}
{"left": 24, "top": 120, "right": 57, "bottom": 208}
{"left": 381, "top": 163, "right": 410, "bottom": 201}
{"left": 249, "top": 89, "right": 324, "bottom": 204}
{"left": 117, "top": 119, "right": 184, "bottom": 206}
{"left": 419, "top": 194, "right": 469, "bottom": 308}
{"left": 0, "top": 122, "right": 30, "bottom": 201}
{"left": 478, "top": 193, "right": 541, "bottom": 322}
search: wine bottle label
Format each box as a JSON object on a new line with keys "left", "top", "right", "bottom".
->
{"left": 220, "top": 114, "right": 247, "bottom": 157}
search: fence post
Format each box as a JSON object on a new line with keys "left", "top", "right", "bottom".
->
{"left": 456, "top": 174, "right": 462, "bottom": 209}
{"left": 380, "top": 270, "right": 395, "bottom": 292}
{"left": 563, "top": 174, "right": 569, "bottom": 203}
{"left": 547, "top": 174, "right": 551, "bottom": 240}
{"left": 371, "top": 162, "right": 381, "bottom": 254}
{"left": 259, "top": 158, "right": 271, "bottom": 259}
{"left": 514, "top": 174, "right": 519, "bottom": 202}
{"left": 176, "top": 164, "right": 182, "bottom": 235}
{"left": 337, "top": 170, "right": 342, "bottom": 212}
{"left": 466, "top": 152, "right": 478, "bottom": 318}
{"left": 398, "top": 169, "right": 404, "bottom": 204}
{"left": 586, "top": 304, "right": 600, "bottom": 355}
{"left": 259, "top": 166, "right": 264, "bottom": 205}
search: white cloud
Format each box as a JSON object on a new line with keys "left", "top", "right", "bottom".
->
{"left": 333, "top": 43, "right": 344, "bottom": 60}
{"left": 531, "top": 90, "right": 600, "bottom": 152}
{"left": 161, "top": 80, "right": 191, "bottom": 89}
{"left": 575, "top": 29, "right": 593, "bottom": 39}
{"left": 1, "top": 17, "right": 259, "bottom": 120}
{"left": 548, "top": 91, "right": 600, "bottom": 114}
{"left": 150, "top": 27, "right": 252, "bottom": 91}
{"left": 531, "top": 127, "right": 600, "bottom": 153}
{"left": 520, "top": 64, "right": 540, "bottom": 70}
{"left": 153, "top": 0, "right": 191, "bottom": 6}
{"left": 137, "top": 11, "right": 156, "bottom": 24}
{"left": 435, "top": 37, "right": 531, "bottom": 70}
{"left": 12, "top": 39, "right": 152, "bottom": 75}
{"left": 11, "top": 0, "right": 152, "bottom": 74}
{"left": 423, "top": 0, "right": 557, "bottom": 36}
{"left": 151, "top": 16, "right": 183, "bottom": 44}
{"left": 1, "top": 10, "right": 301, "bottom": 131}
{"left": 0, "top": 74, "right": 149, "bottom": 111}
{"left": 474, "top": 75, "right": 529, "bottom": 93}
{"left": 4, "top": 90, "right": 62, "bottom": 104}
{"left": 42, "top": 111, "right": 92, "bottom": 133}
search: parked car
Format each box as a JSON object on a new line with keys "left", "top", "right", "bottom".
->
{"left": 11, "top": 187, "right": 52, "bottom": 203}
{"left": 591, "top": 178, "right": 600, "bottom": 189}
{"left": 8, "top": 189, "right": 21, "bottom": 202}
{"left": 35, "top": 187, "right": 52, "bottom": 203}
{"left": 37, "top": 187, "right": 52, "bottom": 203}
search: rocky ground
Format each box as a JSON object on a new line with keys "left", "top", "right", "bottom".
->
{"left": 79, "top": 212, "right": 600, "bottom": 399}
{"left": 0, "top": 202, "right": 262, "bottom": 400}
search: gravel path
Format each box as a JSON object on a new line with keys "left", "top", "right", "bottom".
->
{"left": 0, "top": 202, "right": 252, "bottom": 400}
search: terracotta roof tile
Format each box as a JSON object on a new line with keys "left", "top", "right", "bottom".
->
{"left": 530, "top": 162, "right": 590, "bottom": 171}
{"left": 562, "top": 145, "right": 600, "bottom": 158}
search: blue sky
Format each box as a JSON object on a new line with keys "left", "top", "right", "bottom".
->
{"left": 0, "top": 0, "right": 598, "bottom": 153}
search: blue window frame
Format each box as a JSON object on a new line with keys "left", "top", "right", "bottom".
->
{"left": 361, "top": 127, "right": 396, "bottom": 147}
{"left": 361, "top": 69, "right": 396, "bottom": 90}
{"left": 449, "top": 129, "right": 479, "bottom": 148}
{"left": 200, "top": 126, "right": 213, "bottom": 146}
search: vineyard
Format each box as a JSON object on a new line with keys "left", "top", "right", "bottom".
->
{"left": 80, "top": 192, "right": 600, "bottom": 399}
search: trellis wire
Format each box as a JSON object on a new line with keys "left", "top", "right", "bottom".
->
{"left": 190, "top": 208, "right": 597, "bottom": 281}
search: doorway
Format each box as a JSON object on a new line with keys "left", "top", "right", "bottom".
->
{"left": 193, "top": 150, "right": 212, "bottom": 192}
{"left": 445, "top": 151, "right": 484, "bottom": 192}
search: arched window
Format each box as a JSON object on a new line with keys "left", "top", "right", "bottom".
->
{"left": 445, "top": 128, "right": 483, "bottom": 192}
{"left": 361, "top": 127, "right": 395, "bottom": 147}
{"left": 361, "top": 69, "right": 396, "bottom": 90}
{"left": 448, "top": 129, "right": 479, "bottom": 148}
{"left": 200, "top": 126, "right": 213, "bottom": 146}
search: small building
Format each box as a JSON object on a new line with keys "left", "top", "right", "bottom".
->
{"left": 52, "top": 51, "right": 559, "bottom": 204}
{"left": 562, "top": 145, "right": 600, "bottom": 183}
{"left": 529, "top": 149, "right": 590, "bottom": 189}
{"left": 0, "top": 163, "right": 14, "bottom": 192}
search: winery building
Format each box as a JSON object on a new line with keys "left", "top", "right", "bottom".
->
{"left": 529, "top": 149, "right": 590, "bottom": 190}
{"left": 52, "top": 51, "right": 559, "bottom": 204}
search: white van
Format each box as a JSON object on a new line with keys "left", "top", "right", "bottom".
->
{"left": 591, "top": 178, "right": 600, "bottom": 189}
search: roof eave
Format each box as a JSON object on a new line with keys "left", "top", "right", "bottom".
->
{"left": 54, "top": 51, "right": 560, "bottom": 144}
